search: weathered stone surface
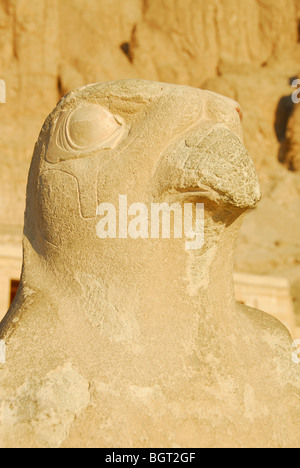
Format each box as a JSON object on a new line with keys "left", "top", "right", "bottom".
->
{"left": 0, "top": 80, "right": 299, "bottom": 448}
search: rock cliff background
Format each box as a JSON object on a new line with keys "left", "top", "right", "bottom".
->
{"left": 1, "top": 0, "right": 300, "bottom": 323}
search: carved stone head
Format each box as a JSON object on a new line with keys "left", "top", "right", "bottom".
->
{"left": 23, "top": 80, "right": 260, "bottom": 277}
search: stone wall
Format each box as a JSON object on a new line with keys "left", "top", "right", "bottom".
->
{"left": 1, "top": 0, "right": 300, "bottom": 324}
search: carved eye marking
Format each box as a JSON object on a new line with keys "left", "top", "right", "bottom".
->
{"left": 46, "top": 104, "right": 125, "bottom": 163}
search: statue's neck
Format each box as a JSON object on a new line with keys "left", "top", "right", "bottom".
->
{"left": 59, "top": 208, "right": 245, "bottom": 354}
{"left": 19, "top": 204, "right": 246, "bottom": 380}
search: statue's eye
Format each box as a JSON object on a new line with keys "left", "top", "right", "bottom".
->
{"left": 46, "top": 104, "right": 124, "bottom": 163}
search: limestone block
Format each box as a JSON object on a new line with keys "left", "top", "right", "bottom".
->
{"left": 0, "top": 80, "right": 299, "bottom": 448}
